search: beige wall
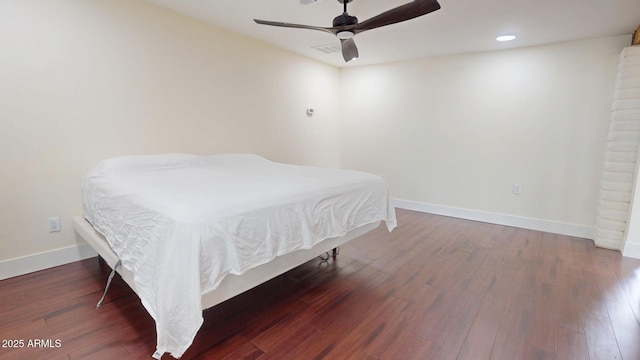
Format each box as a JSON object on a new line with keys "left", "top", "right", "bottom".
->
{"left": 340, "top": 35, "right": 630, "bottom": 229}
{"left": 0, "top": 0, "right": 632, "bottom": 267}
{"left": 0, "top": 0, "right": 341, "bottom": 261}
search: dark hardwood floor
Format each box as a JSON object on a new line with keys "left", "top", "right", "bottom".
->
{"left": 2, "top": 209, "right": 640, "bottom": 359}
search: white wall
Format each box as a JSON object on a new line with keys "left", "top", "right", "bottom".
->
{"left": 0, "top": 0, "right": 341, "bottom": 267}
{"left": 0, "top": 0, "right": 633, "bottom": 276}
{"left": 340, "top": 35, "right": 630, "bottom": 234}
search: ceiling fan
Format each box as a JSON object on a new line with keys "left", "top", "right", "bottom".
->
{"left": 254, "top": 0, "right": 441, "bottom": 62}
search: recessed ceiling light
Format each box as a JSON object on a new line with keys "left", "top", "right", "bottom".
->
{"left": 496, "top": 35, "right": 516, "bottom": 42}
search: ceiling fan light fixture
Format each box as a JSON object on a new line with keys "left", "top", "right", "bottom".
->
{"left": 496, "top": 35, "right": 516, "bottom": 42}
{"left": 254, "top": 0, "right": 441, "bottom": 63}
{"left": 336, "top": 30, "right": 354, "bottom": 39}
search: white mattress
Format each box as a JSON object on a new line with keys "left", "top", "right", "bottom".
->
{"left": 82, "top": 153, "right": 397, "bottom": 359}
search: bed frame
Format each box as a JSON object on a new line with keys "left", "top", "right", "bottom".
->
{"left": 73, "top": 216, "right": 380, "bottom": 309}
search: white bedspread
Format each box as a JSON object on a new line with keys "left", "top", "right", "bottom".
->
{"left": 82, "top": 153, "right": 396, "bottom": 359}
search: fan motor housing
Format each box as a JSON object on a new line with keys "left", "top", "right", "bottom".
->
{"left": 333, "top": 13, "right": 358, "bottom": 27}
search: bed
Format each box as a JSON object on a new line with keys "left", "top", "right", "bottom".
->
{"left": 74, "top": 153, "right": 396, "bottom": 359}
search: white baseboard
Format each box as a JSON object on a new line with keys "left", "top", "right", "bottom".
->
{"left": 623, "top": 241, "right": 640, "bottom": 259}
{"left": 0, "top": 243, "right": 97, "bottom": 280}
{"left": 593, "top": 238, "right": 624, "bottom": 251}
{"left": 394, "top": 199, "right": 597, "bottom": 240}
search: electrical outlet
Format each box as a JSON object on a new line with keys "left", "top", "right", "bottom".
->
{"left": 513, "top": 184, "right": 521, "bottom": 195}
{"left": 48, "top": 217, "right": 61, "bottom": 232}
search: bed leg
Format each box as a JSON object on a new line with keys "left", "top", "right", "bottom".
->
{"left": 319, "top": 248, "right": 339, "bottom": 265}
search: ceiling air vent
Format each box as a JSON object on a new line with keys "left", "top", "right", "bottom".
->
{"left": 312, "top": 44, "right": 341, "bottom": 54}
{"left": 299, "top": 0, "right": 320, "bottom": 5}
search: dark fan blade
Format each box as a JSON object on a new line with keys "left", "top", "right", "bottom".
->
{"left": 254, "top": 19, "right": 335, "bottom": 35}
{"left": 341, "top": 38, "right": 359, "bottom": 62}
{"left": 354, "top": 0, "right": 440, "bottom": 34}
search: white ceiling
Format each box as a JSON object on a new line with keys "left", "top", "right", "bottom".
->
{"left": 146, "top": 0, "right": 640, "bottom": 67}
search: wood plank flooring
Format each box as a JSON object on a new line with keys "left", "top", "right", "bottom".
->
{"left": 2, "top": 209, "right": 640, "bottom": 359}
